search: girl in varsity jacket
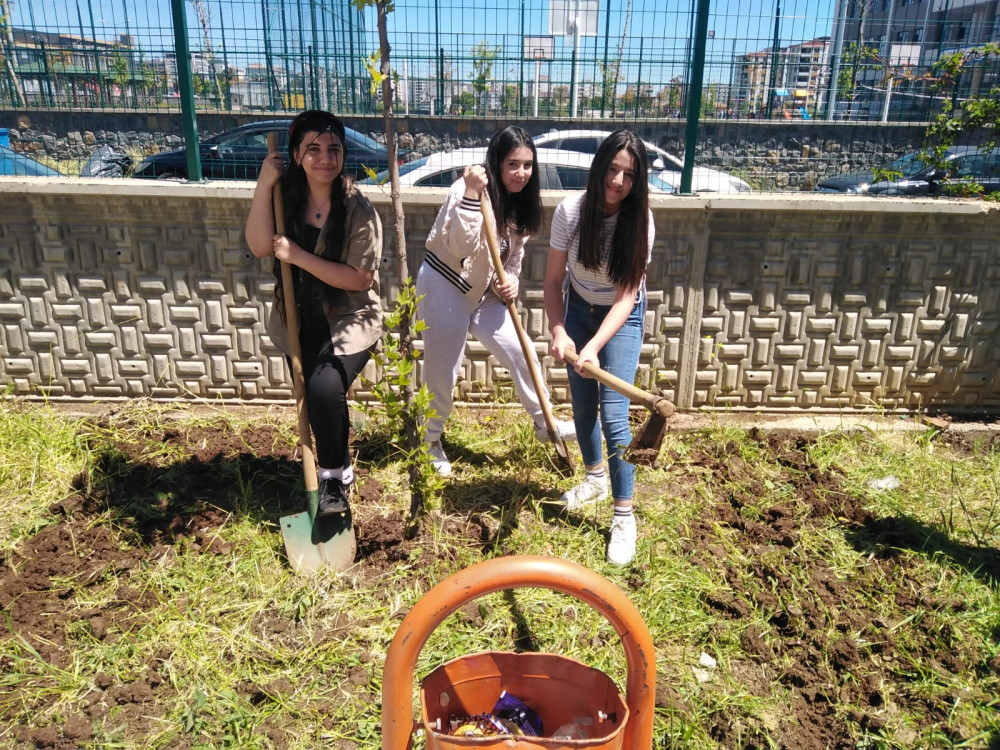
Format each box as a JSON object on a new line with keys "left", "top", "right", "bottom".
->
{"left": 415, "top": 126, "right": 575, "bottom": 476}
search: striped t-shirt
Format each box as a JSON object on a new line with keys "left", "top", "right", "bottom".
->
{"left": 549, "top": 192, "right": 655, "bottom": 305}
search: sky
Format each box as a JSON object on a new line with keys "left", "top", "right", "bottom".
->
{"left": 9, "top": 0, "right": 840, "bottom": 87}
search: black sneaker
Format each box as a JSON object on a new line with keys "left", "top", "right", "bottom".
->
{"left": 317, "top": 478, "right": 349, "bottom": 517}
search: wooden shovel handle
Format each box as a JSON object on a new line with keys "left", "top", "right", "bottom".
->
{"left": 480, "top": 195, "right": 574, "bottom": 472}
{"left": 564, "top": 350, "right": 674, "bottom": 418}
{"left": 267, "top": 133, "right": 318, "bottom": 495}
{"left": 479, "top": 195, "right": 557, "bottom": 426}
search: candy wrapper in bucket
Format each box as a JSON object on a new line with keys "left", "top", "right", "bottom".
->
{"left": 449, "top": 713, "right": 523, "bottom": 736}
{"left": 493, "top": 690, "right": 543, "bottom": 737}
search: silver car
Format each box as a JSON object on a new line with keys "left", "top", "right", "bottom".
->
{"left": 533, "top": 129, "right": 751, "bottom": 193}
{"left": 364, "top": 146, "right": 677, "bottom": 193}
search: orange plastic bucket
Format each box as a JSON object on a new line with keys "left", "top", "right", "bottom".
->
{"left": 381, "top": 556, "right": 655, "bottom": 750}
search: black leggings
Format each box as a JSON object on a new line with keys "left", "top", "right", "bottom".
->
{"left": 299, "top": 346, "right": 373, "bottom": 470}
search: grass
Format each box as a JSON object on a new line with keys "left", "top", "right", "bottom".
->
{"left": 0, "top": 399, "right": 998, "bottom": 749}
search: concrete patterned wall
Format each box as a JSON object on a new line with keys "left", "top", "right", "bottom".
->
{"left": 1, "top": 178, "right": 998, "bottom": 413}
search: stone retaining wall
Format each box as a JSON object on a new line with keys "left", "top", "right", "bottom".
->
{"left": 2, "top": 109, "right": 951, "bottom": 190}
{"left": 1, "top": 178, "right": 998, "bottom": 413}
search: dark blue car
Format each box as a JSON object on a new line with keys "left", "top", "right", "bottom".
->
{"left": 133, "top": 119, "right": 398, "bottom": 181}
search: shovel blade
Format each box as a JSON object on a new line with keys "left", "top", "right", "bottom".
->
{"left": 280, "top": 508, "right": 356, "bottom": 574}
{"left": 548, "top": 430, "right": 577, "bottom": 477}
{"left": 626, "top": 412, "right": 667, "bottom": 467}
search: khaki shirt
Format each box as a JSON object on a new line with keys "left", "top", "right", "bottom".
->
{"left": 267, "top": 187, "right": 383, "bottom": 357}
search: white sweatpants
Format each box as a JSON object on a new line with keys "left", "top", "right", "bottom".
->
{"left": 416, "top": 262, "right": 550, "bottom": 442}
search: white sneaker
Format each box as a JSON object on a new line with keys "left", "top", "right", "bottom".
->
{"left": 534, "top": 419, "right": 578, "bottom": 443}
{"left": 427, "top": 440, "right": 452, "bottom": 476}
{"left": 560, "top": 474, "right": 609, "bottom": 511}
{"left": 607, "top": 514, "right": 637, "bottom": 566}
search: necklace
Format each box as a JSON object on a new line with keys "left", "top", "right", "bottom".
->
{"left": 308, "top": 197, "right": 330, "bottom": 223}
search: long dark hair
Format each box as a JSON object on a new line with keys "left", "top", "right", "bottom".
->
{"left": 576, "top": 129, "right": 650, "bottom": 291}
{"left": 483, "top": 126, "right": 542, "bottom": 236}
{"left": 274, "top": 110, "right": 353, "bottom": 321}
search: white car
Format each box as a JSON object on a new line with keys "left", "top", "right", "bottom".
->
{"left": 364, "top": 146, "right": 677, "bottom": 193}
{"left": 534, "top": 129, "right": 751, "bottom": 193}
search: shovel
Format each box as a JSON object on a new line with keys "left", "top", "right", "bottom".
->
{"left": 563, "top": 350, "right": 675, "bottom": 467}
{"left": 268, "top": 133, "right": 356, "bottom": 573}
{"left": 480, "top": 195, "right": 575, "bottom": 476}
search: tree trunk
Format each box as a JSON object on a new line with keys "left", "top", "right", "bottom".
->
{"left": 374, "top": 1, "right": 423, "bottom": 521}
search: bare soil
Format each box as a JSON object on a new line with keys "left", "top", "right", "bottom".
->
{"left": 2, "top": 420, "right": 998, "bottom": 749}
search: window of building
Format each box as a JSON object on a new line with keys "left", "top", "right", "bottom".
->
{"left": 897, "top": 31, "right": 908, "bottom": 42}
{"left": 955, "top": 23, "right": 967, "bottom": 41}
{"left": 914, "top": 28, "right": 924, "bottom": 42}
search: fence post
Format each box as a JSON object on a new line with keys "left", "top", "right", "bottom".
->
{"left": 262, "top": 0, "right": 276, "bottom": 110}
{"left": 309, "top": 0, "right": 320, "bottom": 108}
{"left": 765, "top": 0, "right": 781, "bottom": 119}
{"left": 600, "top": 0, "right": 611, "bottom": 116}
{"left": 169, "top": 0, "right": 202, "bottom": 181}
{"left": 681, "top": 0, "right": 710, "bottom": 195}
{"left": 348, "top": 2, "right": 358, "bottom": 114}
{"left": 220, "top": 9, "right": 232, "bottom": 110}
{"left": 518, "top": 0, "right": 525, "bottom": 117}
{"left": 434, "top": 0, "right": 443, "bottom": 115}
{"left": 635, "top": 36, "right": 643, "bottom": 118}
{"left": 438, "top": 48, "right": 445, "bottom": 115}
{"left": 826, "top": 0, "right": 847, "bottom": 120}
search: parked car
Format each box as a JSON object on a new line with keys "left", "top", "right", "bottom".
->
{"left": 0, "top": 145, "right": 62, "bottom": 177}
{"left": 867, "top": 148, "right": 1000, "bottom": 197}
{"left": 362, "top": 146, "right": 676, "bottom": 193}
{"left": 814, "top": 146, "right": 991, "bottom": 195}
{"left": 533, "top": 129, "right": 751, "bottom": 193}
{"left": 133, "top": 120, "right": 400, "bottom": 181}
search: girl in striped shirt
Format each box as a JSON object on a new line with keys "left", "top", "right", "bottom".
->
{"left": 543, "top": 130, "right": 655, "bottom": 565}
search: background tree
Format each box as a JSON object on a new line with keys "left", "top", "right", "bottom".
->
{"left": 0, "top": 0, "right": 25, "bottom": 106}
{"left": 655, "top": 79, "right": 683, "bottom": 117}
{"left": 609, "top": 0, "right": 632, "bottom": 116}
{"left": 500, "top": 83, "right": 519, "bottom": 114}
{"left": 550, "top": 84, "right": 569, "bottom": 115}
{"left": 620, "top": 84, "right": 636, "bottom": 113}
{"left": 597, "top": 61, "right": 619, "bottom": 113}
{"left": 700, "top": 83, "right": 718, "bottom": 117}
{"left": 838, "top": 41, "right": 880, "bottom": 111}
{"left": 187, "top": 0, "right": 224, "bottom": 105}
{"left": 453, "top": 89, "right": 474, "bottom": 114}
{"left": 470, "top": 40, "right": 499, "bottom": 116}
{"left": 111, "top": 50, "right": 131, "bottom": 103}
{"left": 919, "top": 43, "right": 1000, "bottom": 199}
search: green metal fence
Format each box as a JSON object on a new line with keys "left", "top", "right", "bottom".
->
{"left": 5, "top": 0, "right": 998, "bottom": 119}
{"left": 2, "top": 0, "right": 998, "bottom": 187}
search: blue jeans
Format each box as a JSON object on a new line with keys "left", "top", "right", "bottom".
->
{"left": 564, "top": 285, "right": 645, "bottom": 501}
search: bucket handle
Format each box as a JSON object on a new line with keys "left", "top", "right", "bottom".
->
{"left": 381, "top": 555, "right": 656, "bottom": 750}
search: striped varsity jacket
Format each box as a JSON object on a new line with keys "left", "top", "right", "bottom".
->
{"left": 422, "top": 179, "right": 527, "bottom": 299}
